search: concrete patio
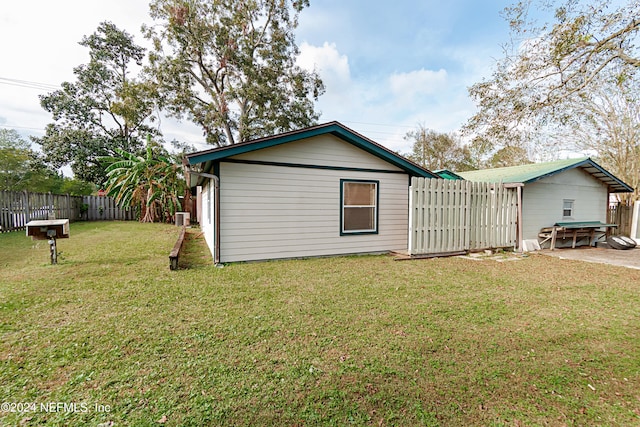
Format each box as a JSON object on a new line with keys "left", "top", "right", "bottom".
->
{"left": 539, "top": 246, "right": 640, "bottom": 270}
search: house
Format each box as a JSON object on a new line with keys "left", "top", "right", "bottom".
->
{"left": 457, "top": 158, "right": 633, "bottom": 248}
{"left": 186, "top": 122, "right": 437, "bottom": 263}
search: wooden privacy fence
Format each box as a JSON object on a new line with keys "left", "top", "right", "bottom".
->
{"left": 607, "top": 202, "right": 632, "bottom": 237}
{"left": 82, "top": 195, "right": 136, "bottom": 222}
{"left": 0, "top": 190, "right": 135, "bottom": 232}
{"left": 409, "top": 178, "right": 518, "bottom": 255}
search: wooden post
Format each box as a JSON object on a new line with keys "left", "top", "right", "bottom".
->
{"left": 550, "top": 227, "right": 557, "bottom": 250}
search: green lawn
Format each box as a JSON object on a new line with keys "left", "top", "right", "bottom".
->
{"left": 1, "top": 221, "right": 639, "bottom": 426}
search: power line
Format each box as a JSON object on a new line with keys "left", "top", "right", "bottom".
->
{"left": 0, "top": 124, "right": 46, "bottom": 132}
{"left": 0, "top": 77, "right": 417, "bottom": 145}
{"left": 1, "top": 122, "right": 412, "bottom": 148}
{"left": 341, "top": 120, "right": 416, "bottom": 130}
{"left": 352, "top": 128, "right": 408, "bottom": 137}
{"left": 0, "top": 77, "right": 60, "bottom": 91}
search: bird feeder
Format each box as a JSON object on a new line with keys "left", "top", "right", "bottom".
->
{"left": 26, "top": 219, "right": 70, "bottom": 264}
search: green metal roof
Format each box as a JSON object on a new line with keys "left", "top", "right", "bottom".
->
{"left": 457, "top": 157, "right": 633, "bottom": 193}
{"left": 186, "top": 121, "right": 438, "bottom": 179}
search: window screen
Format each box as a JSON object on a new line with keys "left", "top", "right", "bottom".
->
{"left": 563, "top": 199, "right": 574, "bottom": 218}
{"left": 341, "top": 180, "right": 378, "bottom": 234}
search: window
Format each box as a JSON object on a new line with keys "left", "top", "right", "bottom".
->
{"left": 563, "top": 199, "right": 574, "bottom": 218}
{"left": 341, "top": 180, "right": 378, "bottom": 234}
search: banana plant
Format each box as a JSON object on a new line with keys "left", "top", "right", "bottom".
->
{"left": 101, "top": 139, "right": 184, "bottom": 223}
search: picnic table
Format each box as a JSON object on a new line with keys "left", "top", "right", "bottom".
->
{"left": 538, "top": 221, "right": 617, "bottom": 250}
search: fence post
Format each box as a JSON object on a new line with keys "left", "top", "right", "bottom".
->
{"left": 18, "top": 191, "right": 25, "bottom": 229}
{"left": 23, "top": 190, "right": 29, "bottom": 224}
{"left": 88, "top": 195, "right": 94, "bottom": 220}
{"left": 2, "top": 191, "right": 8, "bottom": 232}
{"left": 0, "top": 191, "right": 4, "bottom": 232}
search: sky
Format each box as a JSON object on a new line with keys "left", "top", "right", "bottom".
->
{"left": 0, "top": 0, "right": 518, "bottom": 159}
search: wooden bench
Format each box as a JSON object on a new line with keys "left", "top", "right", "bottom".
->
{"left": 169, "top": 226, "right": 187, "bottom": 270}
{"left": 539, "top": 221, "right": 617, "bottom": 250}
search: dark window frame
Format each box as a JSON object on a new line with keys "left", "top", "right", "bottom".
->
{"left": 340, "top": 179, "right": 379, "bottom": 235}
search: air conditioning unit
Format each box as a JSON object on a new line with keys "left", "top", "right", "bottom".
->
{"left": 175, "top": 212, "right": 190, "bottom": 227}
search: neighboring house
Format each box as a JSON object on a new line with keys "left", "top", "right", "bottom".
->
{"left": 186, "top": 122, "right": 437, "bottom": 263}
{"left": 458, "top": 158, "right": 633, "bottom": 247}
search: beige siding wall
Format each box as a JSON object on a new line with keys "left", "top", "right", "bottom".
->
{"left": 232, "top": 134, "right": 404, "bottom": 171}
{"left": 217, "top": 136, "right": 409, "bottom": 262}
{"left": 523, "top": 168, "right": 608, "bottom": 240}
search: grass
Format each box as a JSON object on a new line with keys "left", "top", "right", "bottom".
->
{"left": 1, "top": 221, "right": 639, "bottom": 426}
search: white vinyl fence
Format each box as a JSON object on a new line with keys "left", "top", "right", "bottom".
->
{"left": 409, "top": 178, "right": 518, "bottom": 255}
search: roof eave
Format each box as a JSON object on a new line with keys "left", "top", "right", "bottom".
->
{"left": 578, "top": 159, "right": 634, "bottom": 193}
{"left": 520, "top": 158, "right": 633, "bottom": 193}
{"left": 186, "top": 122, "right": 437, "bottom": 178}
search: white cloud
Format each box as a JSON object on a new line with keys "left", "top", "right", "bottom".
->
{"left": 296, "top": 43, "right": 464, "bottom": 153}
{"left": 296, "top": 42, "right": 360, "bottom": 122}
{"left": 0, "top": 1, "right": 152, "bottom": 144}
{"left": 297, "top": 42, "right": 351, "bottom": 90}
{"left": 388, "top": 68, "right": 448, "bottom": 102}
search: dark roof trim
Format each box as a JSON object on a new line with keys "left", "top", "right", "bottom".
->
{"left": 524, "top": 158, "right": 633, "bottom": 193}
{"left": 186, "top": 121, "right": 437, "bottom": 178}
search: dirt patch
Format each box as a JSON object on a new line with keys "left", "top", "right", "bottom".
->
{"left": 458, "top": 251, "right": 524, "bottom": 263}
{"left": 539, "top": 246, "right": 640, "bottom": 270}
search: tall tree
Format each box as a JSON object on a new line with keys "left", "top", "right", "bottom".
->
{"left": 34, "top": 22, "right": 159, "bottom": 185}
{"left": 464, "top": 0, "right": 639, "bottom": 160}
{"left": 404, "top": 126, "right": 475, "bottom": 172}
{"left": 556, "top": 76, "right": 640, "bottom": 201}
{"left": 144, "top": 0, "right": 325, "bottom": 146}
{"left": 0, "top": 129, "right": 94, "bottom": 194}
{"left": 0, "top": 129, "right": 32, "bottom": 191}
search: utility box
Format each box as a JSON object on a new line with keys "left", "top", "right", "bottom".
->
{"left": 26, "top": 219, "right": 70, "bottom": 265}
{"left": 26, "top": 219, "right": 70, "bottom": 240}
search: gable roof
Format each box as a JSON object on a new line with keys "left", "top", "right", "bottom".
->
{"left": 186, "top": 121, "right": 437, "bottom": 178}
{"left": 457, "top": 157, "right": 633, "bottom": 193}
